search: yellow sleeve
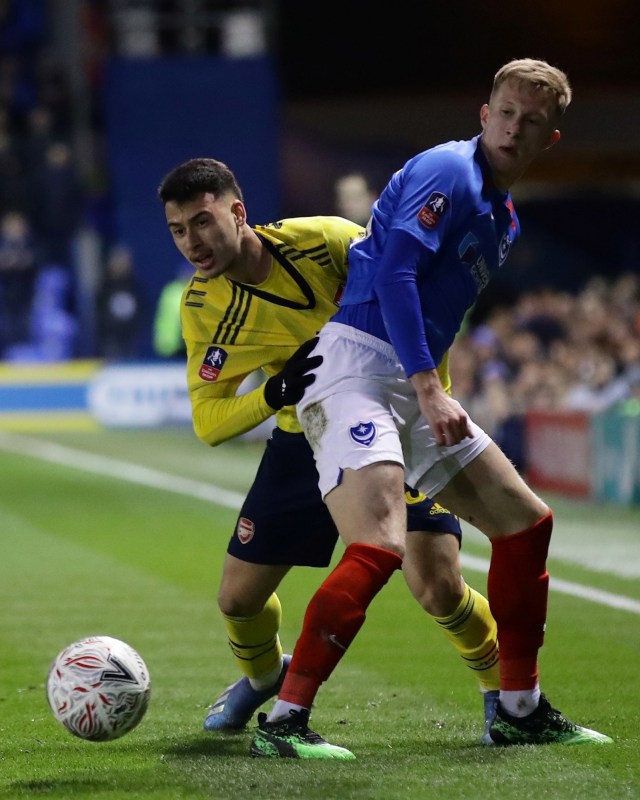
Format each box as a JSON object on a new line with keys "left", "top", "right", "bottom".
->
{"left": 191, "top": 382, "right": 274, "bottom": 446}
{"left": 181, "top": 217, "right": 362, "bottom": 445}
{"left": 185, "top": 334, "right": 276, "bottom": 445}
{"left": 437, "top": 350, "right": 452, "bottom": 396}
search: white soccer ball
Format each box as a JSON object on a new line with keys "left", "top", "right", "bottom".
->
{"left": 46, "top": 635, "right": 151, "bottom": 742}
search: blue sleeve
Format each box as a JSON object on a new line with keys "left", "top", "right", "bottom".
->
{"left": 373, "top": 227, "right": 436, "bottom": 376}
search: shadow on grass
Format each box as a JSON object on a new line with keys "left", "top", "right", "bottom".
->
{"left": 5, "top": 738, "right": 252, "bottom": 799}
{"left": 161, "top": 734, "right": 250, "bottom": 759}
{"left": 7, "top": 779, "right": 106, "bottom": 796}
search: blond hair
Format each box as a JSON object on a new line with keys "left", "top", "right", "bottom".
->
{"left": 492, "top": 58, "right": 572, "bottom": 117}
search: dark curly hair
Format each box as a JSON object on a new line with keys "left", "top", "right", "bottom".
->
{"left": 158, "top": 158, "right": 243, "bottom": 204}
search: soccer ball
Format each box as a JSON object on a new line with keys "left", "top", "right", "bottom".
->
{"left": 46, "top": 635, "right": 151, "bottom": 742}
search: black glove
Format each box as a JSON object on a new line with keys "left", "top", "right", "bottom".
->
{"left": 264, "top": 337, "right": 323, "bottom": 410}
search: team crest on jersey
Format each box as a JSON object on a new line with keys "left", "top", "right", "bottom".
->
{"left": 236, "top": 516, "right": 255, "bottom": 544}
{"left": 349, "top": 420, "right": 377, "bottom": 447}
{"left": 418, "top": 191, "right": 449, "bottom": 229}
{"left": 498, "top": 231, "right": 512, "bottom": 265}
{"left": 199, "top": 346, "right": 228, "bottom": 381}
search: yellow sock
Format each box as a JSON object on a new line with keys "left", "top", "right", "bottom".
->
{"left": 432, "top": 583, "right": 500, "bottom": 692}
{"left": 221, "top": 593, "right": 283, "bottom": 680}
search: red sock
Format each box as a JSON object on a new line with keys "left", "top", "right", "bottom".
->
{"left": 488, "top": 511, "right": 553, "bottom": 690}
{"left": 279, "top": 542, "right": 402, "bottom": 707}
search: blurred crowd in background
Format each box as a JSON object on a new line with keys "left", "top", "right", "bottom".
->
{"left": 451, "top": 274, "right": 640, "bottom": 467}
{"left": 0, "top": 0, "right": 81, "bottom": 361}
{"left": 0, "top": 0, "right": 149, "bottom": 363}
{"left": 1, "top": 1, "right": 639, "bottom": 450}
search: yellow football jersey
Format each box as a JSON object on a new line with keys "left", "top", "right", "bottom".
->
{"left": 182, "top": 216, "right": 361, "bottom": 444}
{"left": 181, "top": 215, "right": 452, "bottom": 446}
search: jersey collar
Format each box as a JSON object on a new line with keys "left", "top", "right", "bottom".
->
{"left": 474, "top": 134, "right": 509, "bottom": 200}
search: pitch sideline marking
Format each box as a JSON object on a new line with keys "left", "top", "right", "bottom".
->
{"left": 1, "top": 431, "right": 640, "bottom": 616}
{"left": 460, "top": 553, "right": 640, "bottom": 614}
{"left": 0, "top": 430, "right": 246, "bottom": 508}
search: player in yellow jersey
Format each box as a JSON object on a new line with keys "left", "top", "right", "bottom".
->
{"left": 158, "top": 157, "right": 500, "bottom": 745}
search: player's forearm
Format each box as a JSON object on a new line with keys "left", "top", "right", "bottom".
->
{"left": 411, "top": 368, "right": 472, "bottom": 446}
{"left": 410, "top": 368, "right": 447, "bottom": 400}
{"left": 374, "top": 227, "right": 436, "bottom": 377}
{"left": 380, "top": 291, "right": 435, "bottom": 377}
{"left": 191, "top": 386, "right": 274, "bottom": 446}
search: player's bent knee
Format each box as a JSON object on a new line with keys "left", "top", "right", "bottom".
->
{"left": 411, "top": 574, "right": 464, "bottom": 617}
{"left": 217, "top": 590, "right": 265, "bottom": 619}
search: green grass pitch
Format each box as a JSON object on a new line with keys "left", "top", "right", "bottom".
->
{"left": 1, "top": 428, "right": 639, "bottom": 800}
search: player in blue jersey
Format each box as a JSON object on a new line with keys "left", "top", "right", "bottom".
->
{"left": 157, "top": 158, "right": 501, "bottom": 747}
{"left": 251, "top": 58, "right": 613, "bottom": 759}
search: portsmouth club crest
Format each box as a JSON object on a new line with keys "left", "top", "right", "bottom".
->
{"left": 498, "top": 231, "right": 512, "bottom": 266}
{"left": 199, "top": 346, "right": 228, "bottom": 381}
{"left": 349, "top": 420, "right": 377, "bottom": 447}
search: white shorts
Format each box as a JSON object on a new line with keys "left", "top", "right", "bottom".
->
{"left": 297, "top": 322, "right": 491, "bottom": 500}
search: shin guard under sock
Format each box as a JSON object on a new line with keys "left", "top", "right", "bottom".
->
{"left": 432, "top": 583, "right": 500, "bottom": 692}
{"left": 221, "top": 593, "right": 282, "bottom": 680}
{"left": 488, "top": 511, "right": 553, "bottom": 690}
{"left": 279, "top": 542, "right": 402, "bottom": 707}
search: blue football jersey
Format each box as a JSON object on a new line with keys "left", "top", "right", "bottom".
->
{"left": 335, "top": 134, "right": 519, "bottom": 376}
